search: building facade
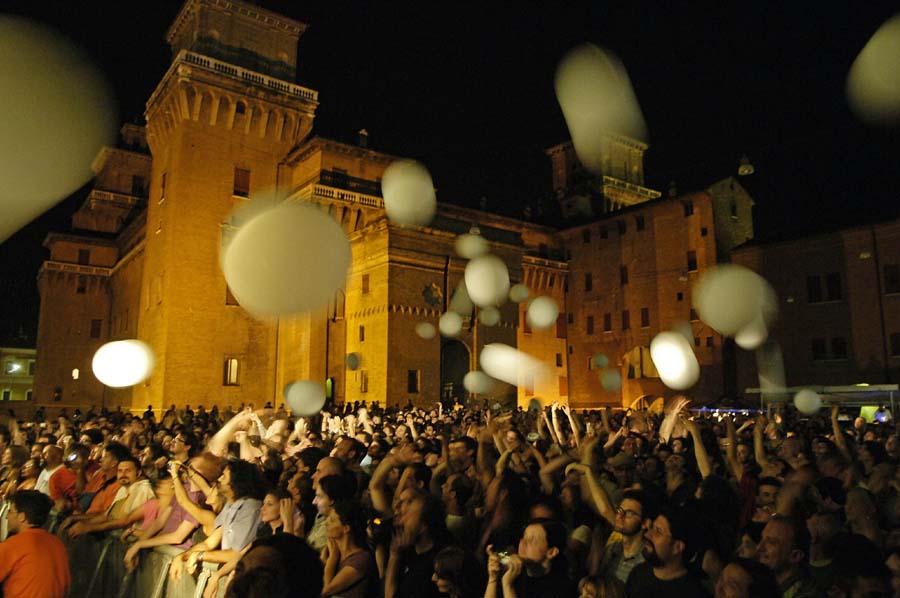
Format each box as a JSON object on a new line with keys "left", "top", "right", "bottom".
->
{"left": 0, "top": 347, "right": 36, "bottom": 403}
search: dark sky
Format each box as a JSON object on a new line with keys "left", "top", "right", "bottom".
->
{"left": 2, "top": 0, "right": 899, "bottom": 345}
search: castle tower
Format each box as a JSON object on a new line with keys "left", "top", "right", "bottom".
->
{"left": 547, "top": 133, "right": 660, "bottom": 220}
{"left": 136, "top": 0, "right": 318, "bottom": 409}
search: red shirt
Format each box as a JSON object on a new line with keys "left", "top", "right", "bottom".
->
{"left": 48, "top": 467, "right": 76, "bottom": 503}
{"left": 0, "top": 527, "right": 70, "bottom": 598}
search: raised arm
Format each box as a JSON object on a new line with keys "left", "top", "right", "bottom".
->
{"left": 539, "top": 453, "right": 575, "bottom": 495}
{"left": 831, "top": 404, "right": 852, "bottom": 460}
{"left": 206, "top": 408, "right": 252, "bottom": 457}
{"left": 562, "top": 404, "right": 582, "bottom": 448}
{"left": 683, "top": 416, "right": 711, "bottom": 479}
{"left": 566, "top": 462, "right": 616, "bottom": 525}
{"left": 723, "top": 415, "right": 743, "bottom": 481}
{"left": 754, "top": 414, "right": 774, "bottom": 471}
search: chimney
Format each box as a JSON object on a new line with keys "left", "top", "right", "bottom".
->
{"left": 357, "top": 129, "right": 369, "bottom": 148}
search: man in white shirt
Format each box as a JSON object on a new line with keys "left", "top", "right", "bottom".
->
{"left": 67, "top": 456, "right": 155, "bottom": 539}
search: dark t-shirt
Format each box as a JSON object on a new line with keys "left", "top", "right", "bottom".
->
{"left": 510, "top": 563, "right": 576, "bottom": 598}
{"left": 625, "top": 562, "right": 710, "bottom": 598}
{"left": 396, "top": 545, "right": 443, "bottom": 598}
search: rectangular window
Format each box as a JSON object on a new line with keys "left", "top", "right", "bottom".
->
{"left": 807, "top": 275, "right": 823, "bottom": 303}
{"left": 636, "top": 215, "right": 645, "bottom": 231}
{"left": 622, "top": 310, "right": 630, "bottom": 330}
{"left": 359, "top": 325, "right": 365, "bottom": 342}
{"left": 831, "top": 337, "right": 848, "bottom": 360}
{"left": 620, "top": 265, "right": 629, "bottom": 285}
{"left": 90, "top": 319, "right": 102, "bottom": 338}
{"left": 556, "top": 353, "right": 563, "bottom": 367}
{"left": 690, "top": 308, "right": 699, "bottom": 321}
{"left": 226, "top": 286, "right": 239, "bottom": 305}
{"left": 599, "top": 226, "right": 608, "bottom": 239}
{"left": 706, "top": 336, "right": 714, "bottom": 347}
{"left": 586, "top": 316, "right": 594, "bottom": 335}
{"left": 582, "top": 229, "right": 591, "bottom": 244}
{"left": 826, "top": 273, "right": 842, "bottom": 301}
{"left": 885, "top": 264, "right": 900, "bottom": 294}
{"left": 1, "top": 390, "right": 9, "bottom": 402}
{"left": 677, "top": 292, "right": 684, "bottom": 302}
{"left": 687, "top": 251, "right": 698, "bottom": 272}
{"left": 548, "top": 275, "right": 555, "bottom": 289}
{"left": 683, "top": 201, "right": 694, "bottom": 217}
{"left": 556, "top": 315, "right": 566, "bottom": 339}
{"left": 78, "top": 249, "right": 90, "bottom": 265}
{"left": 160, "top": 172, "right": 167, "bottom": 201}
{"left": 28, "top": 361, "right": 35, "bottom": 376}
{"left": 701, "top": 227, "right": 708, "bottom": 237}
{"left": 131, "top": 175, "right": 146, "bottom": 196}
{"left": 233, "top": 167, "right": 251, "bottom": 197}
{"left": 362, "top": 274, "right": 370, "bottom": 294}
{"left": 811, "top": 338, "right": 828, "bottom": 361}
{"left": 640, "top": 307, "right": 650, "bottom": 328}
{"left": 568, "top": 345, "right": 573, "bottom": 355}
{"left": 224, "top": 358, "right": 240, "bottom": 386}
{"left": 25, "top": 390, "right": 32, "bottom": 401}
{"left": 76, "top": 276, "right": 87, "bottom": 294}
{"left": 694, "top": 337, "right": 701, "bottom": 347}
{"left": 567, "top": 312, "right": 574, "bottom": 325}
{"left": 891, "top": 333, "right": 900, "bottom": 357}
{"left": 604, "top": 313, "right": 612, "bottom": 332}
{"left": 360, "top": 370, "right": 369, "bottom": 393}
{"left": 584, "top": 272, "right": 593, "bottom": 292}
{"left": 522, "top": 310, "right": 531, "bottom": 334}
{"left": 407, "top": 370, "right": 420, "bottom": 393}
{"left": 617, "top": 220, "right": 626, "bottom": 235}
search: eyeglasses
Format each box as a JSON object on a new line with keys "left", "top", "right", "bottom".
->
{"left": 615, "top": 507, "right": 641, "bottom": 519}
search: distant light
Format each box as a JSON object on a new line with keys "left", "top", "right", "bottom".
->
{"left": 859, "top": 251, "right": 872, "bottom": 260}
{"left": 71, "top": 368, "right": 79, "bottom": 380}
{"left": 737, "top": 155, "right": 755, "bottom": 176}
{"left": 7, "top": 362, "right": 21, "bottom": 373}
{"left": 856, "top": 383, "right": 870, "bottom": 387}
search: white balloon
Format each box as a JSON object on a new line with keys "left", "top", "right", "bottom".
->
{"left": 478, "top": 307, "right": 501, "bottom": 326}
{"left": 415, "top": 322, "right": 437, "bottom": 339}
{"left": 526, "top": 296, "right": 559, "bottom": 330}
{"left": 463, "top": 371, "right": 495, "bottom": 394}
{"left": 757, "top": 341, "right": 787, "bottom": 400}
{"left": 650, "top": 331, "right": 700, "bottom": 390}
{"left": 847, "top": 13, "right": 900, "bottom": 124}
{"left": 222, "top": 203, "right": 351, "bottom": 318}
{"left": 465, "top": 255, "right": 510, "bottom": 308}
{"left": 735, "top": 313, "right": 769, "bottom": 350}
{"left": 554, "top": 43, "right": 647, "bottom": 174}
{"left": 600, "top": 370, "right": 622, "bottom": 391}
{"left": 0, "top": 17, "right": 116, "bottom": 243}
{"left": 509, "top": 284, "right": 530, "bottom": 303}
{"left": 439, "top": 312, "right": 463, "bottom": 337}
{"left": 284, "top": 380, "right": 326, "bottom": 417}
{"left": 455, "top": 233, "right": 489, "bottom": 259}
{"left": 693, "top": 265, "right": 777, "bottom": 337}
{"left": 793, "top": 389, "right": 822, "bottom": 415}
{"left": 672, "top": 320, "right": 694, "bottom": 345}
{"left": 479, "top": 343, "right": 550, "bottom": 390}
{"left": 591, "top": 353, "right": 609, "bottom": 369}
{"left": 381, "top": 160, "right": 436, "bottom": 226}
{"left": 449, "top": 280, "right": 474, "bottom": 316}
{"left": 92, "top": 340, "right": 155, "bottom": 388}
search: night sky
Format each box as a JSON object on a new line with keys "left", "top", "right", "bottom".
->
{"left": 1, "top": 0, "right": 899, "bottom": 346}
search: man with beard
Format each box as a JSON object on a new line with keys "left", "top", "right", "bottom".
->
{"left": 625, "top": 505, "right": 709, "bottom": 596}
{"left": 599, "top": 489, "right": 658, "bottom": 584}
{"left": 484, "top": 518, "right": 574, "bottom": 598}
{"left": 66, "top": 456, "right": 155, "bottom": 538}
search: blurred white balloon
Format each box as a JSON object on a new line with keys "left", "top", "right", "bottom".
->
{"left": 847, "top": 13, "right": 900, "bottom": 124}
{"left": 757, "top": 341, "right": 787, "bottom": 400}
{"left": 509, "top": 284, "right": 530, "bottom": 304}
{"left": 285, "top": 380, "right": 326, "bottom": 417}
{"left": 92, "top": 340, "right": 155, "bottom": 388}
{"left": 672, "top": 320, "right": 694, "bottom": 345}
{"left": 439, "top": 312, "right": 463, "bottom": 337}
{"left": 591, "top": 353, "right": 609, "bottom": 369}
{"left": 554, "top": 43, "right": 647, "bottom": 174}
{"left": 346, "top": 353, "right": 361, "bottom": 371}
{"left": 415, "top": 322, "right": 437, "bottom": 339}
{"left": 463, "top": 370, "right": 495, "bottom": 394}
{"left": 526, "top": 296, "right": 559, "bottom": 330}
{"left": 465, "top": 254, "right": 510, "bottom": 307}
{"left": 600, "top": 369, "right": 622, "bottom": 391}
{"left": 455, "top": 231, "right": 489, "bottom": 259}
{"left": 381, "top": 160, "right": 436, "bottom": 226}
{"left": 0, "top": 17, "right": 116, "bottom": 243}
{"left": 222, "top": 203, "right": 351, "bottom": 318}
{"left": 650, "top": 331, "right": 700, "bottom": 390}
{"left": 735, "top": 313, "right": 769, "bottom": 350}
{"left": 449, "top": 280, "right": 474, "bottom": 316}
{"left": 693, "top": 265, "right": 777, "bottom": 337}
{"left": 479, "top": 343, "right": 550, "bottom": 390}
{"left": 478, "top": 306, "right": 501, "bottom": 326}
{"left": 794, "top": 389, "right": 822, "bottom": 415}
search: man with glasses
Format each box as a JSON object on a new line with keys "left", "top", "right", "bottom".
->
{"left": 170, "top": 431, "right": 197, "bottom": 463}
{"left": 599, "top": 489, "right": 658, "bottom": 584}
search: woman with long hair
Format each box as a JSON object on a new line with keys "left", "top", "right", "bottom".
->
{"left": 321, "top": 500, "right": 377, "bottom": 598}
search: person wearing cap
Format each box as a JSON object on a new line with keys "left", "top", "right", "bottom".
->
{"left": 625, "top": 505, "right": 709, "bottom": 596}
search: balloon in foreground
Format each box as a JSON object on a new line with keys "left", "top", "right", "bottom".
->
{"left": 346, "top": 353, "right": 361, "bottom": 371}
{"left": 478, "top": 306, "right": 501, "bottom": 326}
{"left": 757, "top": 341, "right": 787, "bottom": 399}
{"left": 465, "top": 254, "right": 510, "bottom": 307}
{"left": 693, "top": 265, "right": 777, "bottom": 337}
{"left": 554, "top": 43, "right": 646, "bottom": 174}
{"left": 591, "top": 353, "right": 609, "bottom": 369}
{"left": 449, "top": 281, "right": 474, "bottom": 316}
{"left": 479, "top": 343, "right": 549, "bottom": 390}
{"left": 600, "top": 369, "right": 622, "bottom": 391}
{"left": 285, "top": 380, "right": 326, "bottom": 417}
{"left": 455, "top": 232, "right": 489, "bottom": 259}
{"left": 847, "top": 13, "right": 900, "bottom": 124}
{"left": 526, "top": 296, "right": 559, "bottom": 330}
{"left": 92, "top": 340, "right": 155, "bottom": 388}
{"left": 439, "top": 312, "right": 463, "bottom": 337}
{"left": 793, "top": 389, "right": 822, "bottom": 415}
{"left": 222, "top": 203, "right": 351, "bottom": 318}
{"left": 415, "top": 322, "right": 437, "bottom": 339}
{"left": 381, "top": 160, "right": 436, "bottom": 226}
{"left": 672, "top": 320, "right": 694, "bottom": 345}
{"left": 509, "top": 284, "right": 530, "bottom": 303}
{"left": 463, "top": 370, "right": 495, "bottom": 394}
{"left": 650, "top": 331, "right": 700, "bottom": 390}
{"left": 0, "top": 17, "right": 116, "bottom": 243}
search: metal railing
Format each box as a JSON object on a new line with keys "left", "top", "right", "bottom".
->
{"left": 180, "top": 50, "right": 318, "bottom": 102}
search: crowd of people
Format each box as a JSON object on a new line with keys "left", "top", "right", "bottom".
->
{"left": 0, "top": 396, "right": 899, "bottom": 597}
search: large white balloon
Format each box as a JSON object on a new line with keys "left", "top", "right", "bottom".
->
{"left": 92, "top": 340, "right": 155, "bottom": 388}
{"left": 479, "top": 343, "right": 549, "bottom": 390}
{"left": 0, "top": 17, "right": 116, "bottom": 243}
{"left": 526, "top": 296, "right": 559, "bottom": 330}
{"left": 735, "top": 313, "right": 769, "bottom": 350}
{"left": 465, "top": 255, "right": 510, "bottom": 307}
{"left": 463, "top": 370, "right": 495, "bottom": 394}
{"left": 381, "top": 160, "right": 436, "bottom": 226}
{"left": 794, "top": 389, "right": 822, "bottom": 415}
{"left": 222, "top": 203, "right": 351, "bottom": 318}
{"left": 284, "top": 380, "right": 326, "bottom": 417}
{"left": 415, "top": 322, "right": 437, "bottom": 339}
{"left": 693, "top": 265, "right": 777, "bottom": 337}
{"left": 847, "top": 13, "right": 900, "bottom": 124}
{"left": 449, "top": 281, "right": 474, "bottom": 316}
{"left": 478, "top": 306, "right": 501, "bottom": 326}
{"left": 555, "top": 43, "right": 647, "bottom": 174}
{"left": 650, "top": 332, "right": 700, "bottom": 390}
{"left": 455, "top": 232, "right": 489, "bottom": 259}
{"left": 439, "top": 312, "right": 463, "bottom": 337}
{"left": 509, "top": 284, "right": 530, "bottom": 304}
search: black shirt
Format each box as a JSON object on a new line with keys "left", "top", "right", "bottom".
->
{"left": 396, "top": 544, "right": 443, "bottom": 598}
{"left": 509, "top": 562, "right": 576, "bottom": 598}
{"left": 625, "top": 562, "right": 710, "bottom": 598}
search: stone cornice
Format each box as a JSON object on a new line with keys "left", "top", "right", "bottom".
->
{"left": 166, "top": 0, "right": 306, "bottom": 47}
{"left": 285, "top": 136, "right": 402, "bottom": 166}
{"left": 42, "top": 233, "right": 117, "bottom": 251}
